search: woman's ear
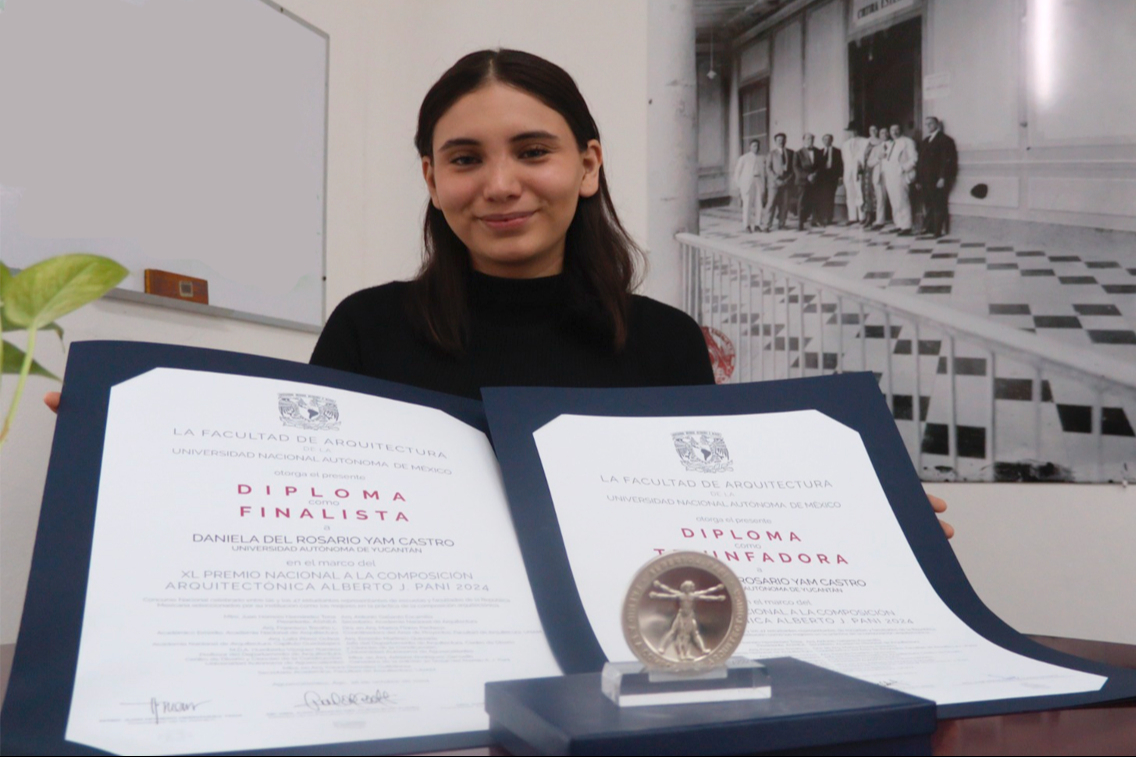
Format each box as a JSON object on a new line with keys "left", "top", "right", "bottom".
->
{"left": 579, "top": 140, "right": 603, "bottom": 198}
{"left": 422, "top": 156, "right": 442, "bottom": 209}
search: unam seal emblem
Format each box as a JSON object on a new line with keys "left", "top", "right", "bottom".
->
{"left": 672, "top": 431, "right": 732, "bottom": 473}
{"left": 278, "top": 393, "right": 340, "bottom": 431}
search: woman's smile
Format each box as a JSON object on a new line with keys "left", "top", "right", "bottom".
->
{"left": 478, "top": 210, "right": 535, "bottom": 231}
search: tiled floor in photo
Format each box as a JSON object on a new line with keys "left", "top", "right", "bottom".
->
{"left": 692, "top": 207, "right": 1136, "bottom": 483}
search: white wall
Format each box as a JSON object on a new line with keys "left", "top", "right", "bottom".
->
{"left": 0, "top": 0, "right": 651, "bottom": 644}
{"left": 926, "top": 482, "right": 1136, "bottom": 645}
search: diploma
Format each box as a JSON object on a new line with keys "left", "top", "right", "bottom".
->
{"left": 483, "top": 377, "right": 1136, "bottom": 718}
{"left": 4, "top": 343, "right": 559, "bottom": 756}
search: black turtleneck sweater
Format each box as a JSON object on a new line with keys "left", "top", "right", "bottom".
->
{"left": 309, "top": 272, "right": 715, "bottom": 400}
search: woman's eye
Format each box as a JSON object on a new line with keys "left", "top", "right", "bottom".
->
{"left": 519, "top": 147, "right": 550, "bottom": 159}
{"left": 450, "top": 154, "right": 479, "bottom": 166}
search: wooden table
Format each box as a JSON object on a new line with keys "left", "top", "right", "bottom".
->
{"left": 930, "top": 636, "right": 1136, "bottom": 756}
{"left": 3, "top": 637, "right": 1133, "bottom": 754}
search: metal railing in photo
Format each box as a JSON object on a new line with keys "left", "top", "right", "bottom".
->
{"left": 677, "top": 232, "right": 1136, "bottom": 483}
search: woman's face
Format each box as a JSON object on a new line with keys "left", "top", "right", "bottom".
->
{"left": 423, "top": 82, "right": 602, "bottom": 279}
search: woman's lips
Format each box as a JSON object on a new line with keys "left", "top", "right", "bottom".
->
{"left": 480, "top": 211, "right": 533, "bottom": 230}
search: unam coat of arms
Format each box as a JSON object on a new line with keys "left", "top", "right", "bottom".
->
{"left": 672, "top": 431, "right": 733, "bottom": 473}
{"left": 278, "top": 393, "right": 340, "bottom": 431}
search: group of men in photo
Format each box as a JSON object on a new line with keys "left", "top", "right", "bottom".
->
{"left": 735, "top": 116, "right": 958, "bottom": 238}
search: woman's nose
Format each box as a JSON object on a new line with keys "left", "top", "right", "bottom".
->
{"left": 483, "top": 157, "right": 522, "bottom": 201}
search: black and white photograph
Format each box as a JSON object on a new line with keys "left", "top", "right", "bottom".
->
{"left": 677, "top": 0, "right": 1136, "bottom": 483}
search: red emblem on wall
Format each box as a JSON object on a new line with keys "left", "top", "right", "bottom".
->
{"left": 701, "top": 326, "right": 735, "bottom": 384}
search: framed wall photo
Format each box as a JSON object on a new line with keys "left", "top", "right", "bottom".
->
{"left": 682, "top": 0, "right": 1136, "bottom": 483}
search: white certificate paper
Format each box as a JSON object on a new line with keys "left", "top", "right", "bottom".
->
{"left": 533, "top": 410, "right": 1104, "bottom": 705}
{"left": 66, "top": 369, "right": 559, "bottom": 755}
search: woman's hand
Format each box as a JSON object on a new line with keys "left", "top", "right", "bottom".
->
{"left": 929, "top": 494, "right": 954, "bottom": 539}
{"left": 44, "top": 391, "right": 61, "bottom": 414}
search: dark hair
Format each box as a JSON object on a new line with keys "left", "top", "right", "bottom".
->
{"left": 749, "top": 139, "right": 760, "bottom": 148}
{"left": 410, "top": 49, "right": 642, "bottom": 354}
{"left": 774, "top": 132, "right": 786, "bottom": 142}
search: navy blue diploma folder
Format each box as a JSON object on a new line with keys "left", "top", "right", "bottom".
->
{"left": 480, "top": 377, "right": 1136, "bottom": 720}
{"left": 1, "top": 341, "right": 491, "bottom": 756}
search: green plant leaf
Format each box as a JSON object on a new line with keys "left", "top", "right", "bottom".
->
{"left": 1, "top": 264, "right": 62, "bottom": 338}
{"left": 4, "top": 254, "right": 127, "bottom": 330}
{"left": 0, "top": 313, "right": 63, "bottom": 341}
{"left": 1, "top": 263, "right": 13, "bottom": 347}
{"left": 1, "top": 310, "right": 23, "bottom": 334}
{"left": 1, "top": 339, "right": 60, "bottom": 380}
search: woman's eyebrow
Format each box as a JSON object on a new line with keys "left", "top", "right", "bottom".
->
{"left": 509, "top": 130, "right": 560, "bottom": 143}
{"left": 438, "top": 131, "right": 561, "bottom": 152}
{"left": 437, "top": 137, "right": 480, "bottom": 152}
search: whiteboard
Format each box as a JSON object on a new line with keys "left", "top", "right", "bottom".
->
{"left": 0, "top": 0, "right": 328, "bottom": 330}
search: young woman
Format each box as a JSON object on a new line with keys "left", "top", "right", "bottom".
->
{"left": 308, "top": 49, "right": 714, "bottom": 399}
